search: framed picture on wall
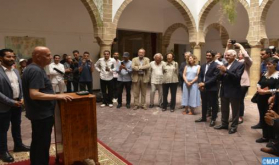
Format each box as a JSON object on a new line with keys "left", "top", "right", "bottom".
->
{"left": 5, "top": 36, "right": 46, "bottom": 63}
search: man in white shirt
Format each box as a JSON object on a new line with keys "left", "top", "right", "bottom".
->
{"left": 95, "top": 50, "right": 115, "bottom": 108}
{"left": 49, "top": 55, "right": 65, "bottom": 93}
{"left": 112, "top": 52, "right": 120, "bottom": 103}
{"left": 149, "top": 53, "right": 164, "bottom": 108}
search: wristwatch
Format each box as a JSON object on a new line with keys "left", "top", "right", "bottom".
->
{"left": 271, "top": 119, "right": 275, "bottom": 126}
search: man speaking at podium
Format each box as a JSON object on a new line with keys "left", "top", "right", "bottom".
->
{"left": 22, "top": 46, "right": 73, "bottom": 165}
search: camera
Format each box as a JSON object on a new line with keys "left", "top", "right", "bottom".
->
{"left": 230, "top": 40, "right": 236, "bottom": 45}
{"left": 269, "top": 46, "right": 276, "bottom": 54}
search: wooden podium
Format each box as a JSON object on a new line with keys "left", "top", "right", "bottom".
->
{"left": 54, "top": 93, "right": 98, "bottom": 165}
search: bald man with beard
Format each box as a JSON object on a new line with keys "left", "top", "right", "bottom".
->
{"left": 22, "top": 46, "right": 72, "bottom": 165}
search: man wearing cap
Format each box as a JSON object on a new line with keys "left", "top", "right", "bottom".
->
{"left": 116, "top": 52, "right": 132, "bottom": 109}
{"left": 19, "top": 59, "right": 27, "bottom": 78}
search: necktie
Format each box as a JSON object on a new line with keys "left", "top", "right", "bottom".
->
{"left": 204, "top": 63, "right": 209, "bottom": 81}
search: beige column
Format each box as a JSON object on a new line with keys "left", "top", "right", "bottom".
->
{"left": 99, "top": 43, "right": 112, "bottom": 57}
{"left": 192, "top": 43, "right": 203, "bottom": 63}
{"left": 247, "top": 45, "right": 262, "bottom": 98}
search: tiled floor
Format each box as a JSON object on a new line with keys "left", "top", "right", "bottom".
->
{"left": 7, "top": 87, "right": 276, "bottom": 165}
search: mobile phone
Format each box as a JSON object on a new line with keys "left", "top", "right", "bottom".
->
{"left": 230, "top": 40, "right": 236, "bottom": 44}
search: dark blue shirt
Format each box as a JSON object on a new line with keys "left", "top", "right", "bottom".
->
{"left": 22, "top": 64, "right": 55, "bottom": 120}
{"left": 79, "top": 61, "right": 93, "bottom": 82}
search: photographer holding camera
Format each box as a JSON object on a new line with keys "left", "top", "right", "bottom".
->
{"left": 235, "top": 41, "right": 253, "bottom": 124}
{"left": 116, "top": 52, "right": 132, "bottom": 109}
{"left": 78, "top": 51, "right": 94, "bottom": 94}
{"left": 94, "top": 50, "right": 115, "bottom": 108}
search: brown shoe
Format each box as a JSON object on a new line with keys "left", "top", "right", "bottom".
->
{"left": 188, "top": 111, "right": 194, "bottom": 115}
{"left": 182, "top": 111, "right": 188, "bottom": 115}
{"left": 261, "top": 147, "right": 275, "bottom": 155}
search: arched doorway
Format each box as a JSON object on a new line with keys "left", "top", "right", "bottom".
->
{"left": 200, "top": 2, "right": 250, "bottom": 64}
{"left": 203, "top": 23, "right": 229, "bottom": 64}
{"left": 263, "top": 0, "right": 279, "bottom": 49}
{"left": 112, "top": 0, "right": 195, "bottom": 59}
{"left": 163, "top": 23, "right": 189, "bottom": 63}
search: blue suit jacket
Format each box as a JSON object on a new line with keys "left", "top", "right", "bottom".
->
{"left": 198, "top": 61, "right": 219, "bottom": 91}
{"left": 219, "top": 60, "right": 245, "bottom": 98}
{"left": 0, "top": 66, "right": 22, "bottom": 113}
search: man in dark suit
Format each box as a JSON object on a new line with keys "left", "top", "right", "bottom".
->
{"left": 214, "top": 49, "right": 245, "bottom": 134}
{"left": 0, "top": 49, "right": 30, "bottom": 162}
{"left": 195, "top": 51, "right": 219, "bottom": 127}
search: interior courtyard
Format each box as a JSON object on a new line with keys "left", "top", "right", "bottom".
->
{"left": 1, "top": 0, "right": 279, "bottom": 164}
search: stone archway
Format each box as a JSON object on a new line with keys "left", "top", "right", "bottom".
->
{"left": 204, "top": 23, "right": 229, "bottom": 47}
{"left": 112, "top": 0, "right": 196, "bottom": 42}
{"left": 162, "top": 23, "right": 188, "bottom": 54}
{"left": 80, "top": 0, "right": 103, "bottom": 38}
{"left": 197, "top": 0, "right": 249, "bottom": 42}
{"left": 259, "top": 0, "right": 276, "bottom": 40}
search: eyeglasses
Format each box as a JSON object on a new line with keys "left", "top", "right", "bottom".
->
{"left": 261, "top": 54, "right": 266, "bottom": 56}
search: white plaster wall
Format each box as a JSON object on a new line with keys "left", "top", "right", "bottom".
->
{"left": 0, "top": 0, "right": 101, "bottom": 90}
{"left": 182, "top": 0, "right": 207, "bottom": 29}
{"left": 265, "top": 0, "right": 279, "bottom": 39}
{"left": 117, "top": 1, "right": 164, "bottom": 32}
{"left": 117, "top": 0, "right": 190, "bottom": 53}
{"left": 112, "top": 0, "right": 126, "bottom": 21}
{"left": 167, "top": 28, "right": 189, "bottom": 52}
{"left": 163, "top": 6, "right": 186, "bottom": 32}
{"left": 259, "top": 0, "right": 264, "bottom": 6}
{"left": 114, "top": 0, "right": 208, "bottom": 29}
{"left": 202, "top": 28, "right": 225, "bottom": 64}
{"left": 203, "top": 3, "right": 249, "bottom": 42}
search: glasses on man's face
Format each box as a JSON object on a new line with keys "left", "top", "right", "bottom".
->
{"left": 261, "top": 53, "right": 266, "bottom": 56}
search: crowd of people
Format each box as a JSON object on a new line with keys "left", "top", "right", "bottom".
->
{"left": 1, "top": 39, "right": 279, "bottom": 163}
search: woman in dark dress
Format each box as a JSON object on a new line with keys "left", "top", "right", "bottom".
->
{"left": 256, "top": 57, "right": 279, "bottom": 143}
